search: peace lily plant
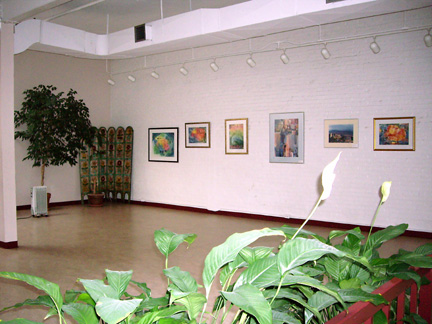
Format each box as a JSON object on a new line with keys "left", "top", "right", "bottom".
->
{"left": 1, "top": 154, "right": 432, "bottom": 324}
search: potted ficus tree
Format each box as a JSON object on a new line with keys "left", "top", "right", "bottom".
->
{"left": 14, "top": 84, "right": 96, "bottom": 204}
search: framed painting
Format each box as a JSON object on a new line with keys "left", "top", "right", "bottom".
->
{"left": 185, "top": 122, "right": 210, "bottom": 148}
{"left": 373, "top": 117, "right": 415, "bottom": 151}
{"left": 148, "top": 127, "right": 179, "bottom": 162}
{"left": 225, "top": 118, "right": 248, "bottom": 154}
{"left": 270, "top": 112, "right": 304, "bottom": 163}
{"left": 324, "top": 119, "right": 359, "bottom": 148}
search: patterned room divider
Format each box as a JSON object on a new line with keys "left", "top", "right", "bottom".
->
{"left": 79, "top": 126, "right": 133, "bottom": 203}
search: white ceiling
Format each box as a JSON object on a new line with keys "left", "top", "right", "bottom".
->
{"left": 1, "top": 0, "right": 431, "bottom": 59}
{"left": 1, "top": 0, "right": 251, "bottom": 34}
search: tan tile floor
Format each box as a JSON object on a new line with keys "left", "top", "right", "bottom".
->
{"left": 1, "top": 203, "right": 431, "bottom": 323}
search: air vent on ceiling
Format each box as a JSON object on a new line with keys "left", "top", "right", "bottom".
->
{"left": 326, "top": 0, "right": 345, "bottom": 3}
{"left": 135, "top": 24, "right": 147, "bottom": 43}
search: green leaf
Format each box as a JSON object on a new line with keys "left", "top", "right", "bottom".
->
{"left": 278, "top": 238, "right": 345, "bottom": 275}
{"left": 364, "top": 224, "right": 408, "bottom": 253}
{"left": 0, "top": 272, "right": 63, "bottom": 314}
{"left": 272, "top": 310, "right": 302, "bottom": 324}
{"left": 130, "top": 280, "right": 152, "bottom": 298}
{"left": 175, "top": 292, "right": 207, "bottom": 320}
{"left": 76, "top": 292, "right": 96, "bottom": 306}
{"left": 328, "top": 228, "right": 364, "bottom": 242}
{"left": 338, "top": 288, "right": 387, "bottom": 305}
{"left": 322, "top": 257, "right": 350, "bottom": 282}
{"left": 136, "top": 305, "right": 187, "bottom": 324}
{"left": 239, "top": 246, "right": 275, "bottom": 265}
{"left": 105, "top": 270, "right": 133, "bottom": 299}
{"left": 62, "top": 303, "right": 99, "bottom": 324}
{"left": 234, "top": 256, "right": 279, "bottom": 289}
{"left": 373, "top": 309, "right": 387, "bottom": 324}
{"left": 95, "top": 297, "right": 142, "bottom": 324}
{"left": 222, "top": 284, "right": 272, "bottom": 324}
{"left": 139, "top": 296, "right": 170, "bottom": 311}
{"left": 154, "top": 229, "right": 197, "bottom": 258}
{"left": 281, "top": 275, "right": 345, "bottom": 307}
{"left": 339, "top": 278, "right": 361, "bottom": 289}
{"left": 163, "top": 267, "right": 198, "bottom": 293}
{"left": 202, "top": 228, "right": 285, "bottom": 292}
{"left": 265, "top": 289, "right": 323, "bottom": 323}
{"left": 0, "top": 295, "right": 55, "bottom": 312}
{"left": 415, "top": 243, "right": 432, "bottom": 255}
{"left": 394, "top": 253, "right": 432, "bottom": 268}
{"left": 305, "top": 291, "right": 338, "bottom": 324}
{"left": 0, "top": 320, "right": 44, "bottom": 324}
{"left": 79, "top": 279, "right": 118, "bottom": 302}
{"left": 64, "top": 290, "right": 85, "bottom": 304}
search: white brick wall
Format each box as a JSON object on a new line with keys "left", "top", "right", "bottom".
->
{"left": 110, "top": 8, "right": 432, "bottom": 232}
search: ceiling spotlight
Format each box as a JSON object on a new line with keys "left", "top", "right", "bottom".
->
{"left": 246, "top": 55, "right": 256, "bottom": 67}
{"left": 321, "top": 44, "right": 331, "bottom": 59}
{"left": 280, "top": 50, "right": 289, "bottom": 64}
{"left": 424, "top": 29, "right": 432, "bottom": 47}
{"left": 370, "top": 37, "right": 381, "bottom": 54}
{"left": 210, "top": 60, "right": 219, "bottom": 72}
{"left": 151, "top": 71, "right": 159, "bottom": 79}
{"left": 127, "top": 75, "right": 136, "bottom": 82}
{"left": 179, "top": 66, "right": 188, "bottom": 76}
{"left": 107, "top": 79, "right": 115, "bottom": 86}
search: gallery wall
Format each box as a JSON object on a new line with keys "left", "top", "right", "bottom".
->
{"left": 14, "top": 51, "right": 111, "bottom": 206}
{"left": 109, "top": 8, "right": 432, "bottom": 232}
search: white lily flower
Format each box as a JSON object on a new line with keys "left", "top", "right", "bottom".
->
{"left": 321, "top": 152, "right": 342, "bottom": 200}
{"left": 381, "top": 181, "right": 392, "bottom": 202}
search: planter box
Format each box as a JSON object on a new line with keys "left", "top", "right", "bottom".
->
{"left": 325, "top": 266, "right": 432, "bottom": 324}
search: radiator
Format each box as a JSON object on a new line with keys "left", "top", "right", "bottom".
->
{"left": 31, "top": 186, "right": 48, "bottom": 217}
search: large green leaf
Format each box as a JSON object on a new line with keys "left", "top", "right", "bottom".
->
{"left": 202, "top": 228, "right": 285, "bottom": 292}
{"left": 234, "top": 256, "right": 279, "bottom": 289}
{"left": 0, "top": 295, "right": 55, "bottom": 312}
{"left": 136, "top": 305, "right": 187, "bottom": 324}
{"left": 154, "top": 229, "right": 197, "bottom": 258}
{"left": 62, "top": 303, "right": 99, "bottom": 324}
{"left": 394, "top": 253, "right": 432, "bottom": 268}
{"left": 281, "top": 275, "right": 345, "bottom": 307}
{"left": 105, "top": 270, "right": 133, "bottom": 298}
{"left": 79, "top": 279, "right": 118, "bottom": 302}
{"left": 322, "top": 257, "right": 350, "bottom": 282}
{"left": 305, "top": 291, "right": 338, "bottom": 324}
{"left": 0, "top": 320, "right": 44, "bottom": 324}
{"left": 163, "top": 267, "right": 198, "bottom": 293}
{"left": 130, "top": 280, "right": 152, "bottom": 298}
{"left": 364, "top": 224, "right": 408, "bottom": 253}
{"left": 222, "top": 284, "right": 272, "bottom": 324}
{"left": 175, "top": 292, "right": 207, "bottom": 320}
{"left": 338, "top": 288, "right": 387, "bottom": 305}
{"left": 239, "top": 246, "right": 275, "bottom": 265}
{"left": 0, "top": 272, "right": 63, "bottom": 313}
{"left": 328, "top": 228, "right": 364, "bottom": 242}
{"left": 415, "top": 243, "right": 432, "bottom": 255}
{"left": 95, "top": 297, "right": 142, "bottom": 324}
{"left": 272, "top": 310, "right": 301, "bottom": 324}
{"left": 278, "top": 238, "right": 346, "bottom": 275}
{"left": 265, "top": 289, "right": 323, "bottom": 323}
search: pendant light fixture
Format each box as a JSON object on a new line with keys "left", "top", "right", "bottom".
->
{"left": 370, "top": 37, "right": 381, "bottom": 54}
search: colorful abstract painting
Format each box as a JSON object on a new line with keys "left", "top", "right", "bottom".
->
{"left": 374, "top": 117, "right": 415, "bottom": 151}
{"left": 270, "top": 112, "right": 304, "bottom": 163}
{"left": 225, "top": 118, "right": 248, "bottom": 154}
{"left": 185, "top": 122, "right": 210, "bottom": 148}
{"left": 149, "top": 128, "right": 179, "bottom": 162}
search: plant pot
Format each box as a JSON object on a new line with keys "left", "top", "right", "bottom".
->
{"left": 88, "top": 193, "right": 104, "bottom": 207}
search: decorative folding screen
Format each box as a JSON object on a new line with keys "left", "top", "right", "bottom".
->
{"left": 79, "top": 126, "right": 133, "bottom": 203}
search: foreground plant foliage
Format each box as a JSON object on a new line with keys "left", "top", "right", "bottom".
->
{"left": 1, "top": 155, "right": 432, "bottom": 324}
